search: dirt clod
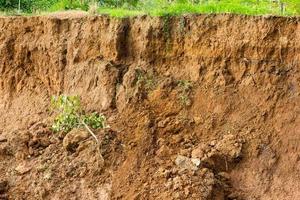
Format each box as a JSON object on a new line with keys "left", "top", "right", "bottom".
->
{"left": 63, "top": 129, "right": 90, "bottom": 153}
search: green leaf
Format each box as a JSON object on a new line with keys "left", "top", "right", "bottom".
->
{"left": 50, "top": 95, "right": 107, "bottom": 133}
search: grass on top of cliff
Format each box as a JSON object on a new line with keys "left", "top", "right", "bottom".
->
{"left": 1, "top": 0, "right": 299, "bottom": 17}
{"left": 97, "top": 7, "right": 144, "bottom": 17}
{"left": 98, "top": 1, "right": 300, "bottom": 17}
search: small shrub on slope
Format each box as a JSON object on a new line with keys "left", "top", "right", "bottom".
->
{"left": 51, "top": 95, "right": 108, "bottom": 143}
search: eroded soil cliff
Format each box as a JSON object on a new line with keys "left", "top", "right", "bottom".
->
{"left": 0, "top": 13, "right": 299, "bottom": 199}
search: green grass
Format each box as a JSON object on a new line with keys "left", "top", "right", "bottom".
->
{"left": 0, "top": 10, "right": 34, "bottom": 16}
{"left": 47, "top": 0, "right": 89, "bottom": 12}
{"left": 1, "top": 0, "right": 300, "bottom": 17}
{"left": 98, "top": 7, "right": 145, "bottom": 17}
{"left": 97, "top": 1, "right": 300, "bottom": 18}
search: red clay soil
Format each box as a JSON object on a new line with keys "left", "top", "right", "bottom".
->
{"left": 0, "top": 14, "right": 299, "bottom": 199}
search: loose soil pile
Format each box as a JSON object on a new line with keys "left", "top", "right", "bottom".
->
{"left": 0, "top": 14, "right": 299, "bottom": 199}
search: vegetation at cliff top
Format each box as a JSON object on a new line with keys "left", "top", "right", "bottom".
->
{"left": 0, "top": 0, "right": 299, "bottom": 17}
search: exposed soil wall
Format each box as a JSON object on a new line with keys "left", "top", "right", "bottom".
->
{"left": 0, "top": 14, "right": 299, "bottom": 199}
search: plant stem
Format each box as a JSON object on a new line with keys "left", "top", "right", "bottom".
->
{"left": 81, "top": 119, "right": 99, "bottom": 144}
{"left": 74, "top": 112, "right": 99, "bottom": 144}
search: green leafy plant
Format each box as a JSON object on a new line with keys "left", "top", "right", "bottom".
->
{"left": 51, "top": 95, "right": 108, "bottom": 143}
{"left": 135, "top": 69, "right": 156, "bottom": 91}
{"left": 177, "top": 80, "right": 192, "bottom": 106}
{"left": 162, "top": 14, "right": 173, "bottom": 51}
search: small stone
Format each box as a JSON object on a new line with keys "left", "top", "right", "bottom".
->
{"left": 175, "top": 155, "right": 198, "bottom": 171}
{"left": 15, "top": 163, "right": 31, "bottom": 175}
{"left": 191, "top": 158, "right": 201, "bottom": 167}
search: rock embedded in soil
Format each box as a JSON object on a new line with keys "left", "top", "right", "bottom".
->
{"left": 63, "top": 129, "right": 90, "bottom": 153}
{"left": 175, "top": 155, "right": 200, "bottom": 171}
{"left": 15, "top": 163, "right": 32, "bottom": 175}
